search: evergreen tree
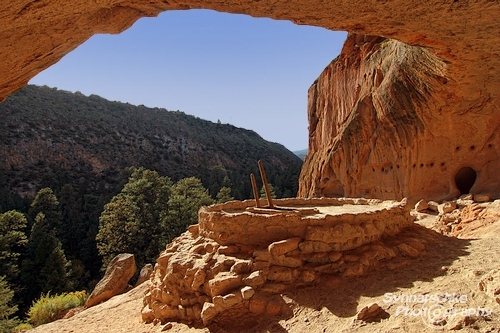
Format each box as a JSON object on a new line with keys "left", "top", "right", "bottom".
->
{"left": 58, "top": 183, "right": 82, "bottom": 257}
{"left": 96, "top": 195, "right": 141, "bottom": 268}
{"left": 259, "top": 183, "right": 277, "bottom": 199}
{"left": 221, "top": 175, "right": 232, "bottom": 188}
{"left": 96, "top": 168, "right": 172, "bottom": 269}
{"left": 28, "top": 188, "right": 62, "bottom": 235}
{"left": 0, "top": 276, "right": 18, "bottom": 333}
{"left": 0, "top": 211, "right": 27, "bottom": 283}
{"left": 216, "top": 187, "right": 234, "bottom": 203}
{"left": 163, "top": 177, "right": 214, "bottom": 244}
{"left": 21, "top": 212, "right": 69, "bottom": 304}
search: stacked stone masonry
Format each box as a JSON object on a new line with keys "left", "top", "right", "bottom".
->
{"left": 142, "top": 198, "right": 427, "bottom": 326}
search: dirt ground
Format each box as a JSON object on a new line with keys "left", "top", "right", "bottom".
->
{"left": 29, "top": 201, "right": 500, "bottom": 333}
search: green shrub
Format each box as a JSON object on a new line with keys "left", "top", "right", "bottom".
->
{"left": 27, "top": 291, "right": 87, "bottom": 326}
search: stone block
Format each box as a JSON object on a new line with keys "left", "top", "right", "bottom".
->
{"left": 266, "top": 298, "right": 283, "bottom": 316}
{"left": 222, "top": 292, "right": 243, "bottom": 308}
{"left": 201, "top": 303, "right": 217, "bottom": 325}
{"left": 267, "top": 266, "right": 298, "bottom": 282}
{"left": 268, "top": 237, "right": 302, "bottom": 256}
{"left": 230, "top": 260, "right": 252, "bottom": 274}
{"left": 241, "top": 286, "right": 255, "bottom": 299}
{"left": 218, "top": 245, "right": 239, "bottom": 255}
{"left": 427, "top": 201, "right": 439, "bottom": 212}
{"left": 301, "top": 270, "right": 316, "bottom": 283}
{"left": 135, "top": 264, "right": 153, "bottom": 287}
{"left": 328, "top": 251, "right": 342, "bottom": 262}
{"left": 438, "top": 201, "right": 456, "bottom": 214}
{"left": 249, "top": 296, "right": 267, "bottom": 315}
{"left": 302, "top": 252, "right": 330, "bottom": 264}
{"left": 242, "top": 270, "right": 266, "bottom": 288}
{"left": 342, "top": 263, "right": 366, "bottom": 277}
{"left": 208, "top": 271, "right": 243, "bottom": 297}
{"left": 270, "top": 254, "right": 303, "bottom": 268}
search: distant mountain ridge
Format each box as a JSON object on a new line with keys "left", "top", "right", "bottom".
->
{"left": 293, "top": 149, "right": 308, "bottom": 161}
{"left": 0, "top": 85, "right": 302, "bottom": 201}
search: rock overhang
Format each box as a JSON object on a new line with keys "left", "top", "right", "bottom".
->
{"left": 2, "top": 1, "right": 500, "bottom": 201}
{"left": 1, "top": 1, "right": 499, "bottom": 101}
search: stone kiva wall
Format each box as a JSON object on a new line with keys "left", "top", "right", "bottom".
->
{"left": 142, "top": 198, "right": 426, "bottom": 326}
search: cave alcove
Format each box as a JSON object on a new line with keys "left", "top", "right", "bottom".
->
{"left": 454, "top": 166, "right": 477, "bottom": 195}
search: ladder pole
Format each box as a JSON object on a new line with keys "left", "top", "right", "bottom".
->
{"left": 258, "top": 160, "right": 274, "bottom": 208}
{"left": 250, "top": 173, "right": 261, "bottom": 207}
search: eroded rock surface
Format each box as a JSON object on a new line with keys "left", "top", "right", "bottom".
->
{"left": 298, "top": 33, "right": 500, "bottom": 202}
{"left": 142, "top": 198, "right": 428, "bottom": 326}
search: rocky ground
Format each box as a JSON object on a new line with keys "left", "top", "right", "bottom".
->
{"left": 29, "top": 201, "right": 500, "bottom": 333}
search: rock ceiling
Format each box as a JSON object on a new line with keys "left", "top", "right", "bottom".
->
{"left": 2, "top": 0, "right": 500, "bottom": 201}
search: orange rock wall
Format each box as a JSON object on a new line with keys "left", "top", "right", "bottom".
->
{"left": 2, "top": 1, "right": 500, "bottom": 201}
{"left": 298, "top": 34, "right": 500, "bottom": 202}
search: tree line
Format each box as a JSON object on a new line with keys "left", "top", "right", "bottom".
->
{"left": 0, "top": 167, "right": 235, "bottom": 330}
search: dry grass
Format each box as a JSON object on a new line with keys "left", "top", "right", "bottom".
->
{"left": 26, "top": 291, "right": 87, "bottom": 327}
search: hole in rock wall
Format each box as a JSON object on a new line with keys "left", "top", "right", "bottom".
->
{"left": 454, "top": 166, "right": 477, "bottom": 195}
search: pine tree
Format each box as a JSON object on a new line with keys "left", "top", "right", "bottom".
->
{"left": 0, "top": 211, "right": 28, "bottom": 283}
{"left": 216, "top": 187, "right": 234, "bottom": 203}
{"left": 259, "top": 183, "right": 277, "bottom": 199}
{"left": 28, "top": 188, "right": 62, "bottom": 236}
{"left": 163, "top": 177, "right": 214, "bottom": 243}
{"left": 0, "top": 276, "right": 18, "bottom": 333}
{"left": 21, "top": 212, "right": 69, "bottom": 304}
{"left": 96, "top": 195, "right": 141, "bottom": 267}
{"left": 96, "top": 168, "right": 172, "bottom": 269}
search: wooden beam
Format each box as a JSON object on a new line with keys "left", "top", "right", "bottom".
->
{"left": 250, "top": 173, "right": 261, "bottom": 207}
{"left": 258, "top": 159, "right": 274, "bottom": 208}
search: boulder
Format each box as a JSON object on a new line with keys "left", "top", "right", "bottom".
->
{"left": 414, "top": 199, "right": 428, "bottom": 212}
{"left": 85, "top": 253, "right": 136, "bottom": 308}
{"left": 135, "top": 263, "right": 154, "bottom": 287}
{"left": 427, "top": 201, "right": 440, "bottom": 213}
{"left": 355, "top": 303, "right": 390, "bottom": 323}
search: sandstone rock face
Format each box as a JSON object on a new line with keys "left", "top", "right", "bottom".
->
{"left": 1, "top": 1, "right": 500, "bottom": 201}
{"left": 298, "top": 33, "right": 500, "bottom": 203}
{"left": 142, "top": 198, "right": 428, "bottom": 326}
{"left": 85, "top": 253, "right": 136, "bottom": 308}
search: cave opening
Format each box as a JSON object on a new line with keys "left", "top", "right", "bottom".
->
{"left": 454, "top": 166, "right": 477, "bottom": 195}
{"left": 28, "top": 9, "right": 348, "bottom": 153}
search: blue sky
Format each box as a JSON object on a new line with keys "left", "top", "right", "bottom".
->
{"left": 29, "top": 10, "right": 346, "bottom": 151}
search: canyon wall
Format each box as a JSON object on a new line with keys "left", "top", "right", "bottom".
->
{"left": 298, "top": 34, "right": 500, "bottom": 202}
{"left": 1, "top": 1, "right": 500, "bottom": 201}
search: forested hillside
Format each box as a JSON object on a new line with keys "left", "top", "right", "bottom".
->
{"left": 0, "top": 85, "right": 301, "bottom": 203}
{"left": 0, "top": 85, "right": 302, "bottom": 324}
